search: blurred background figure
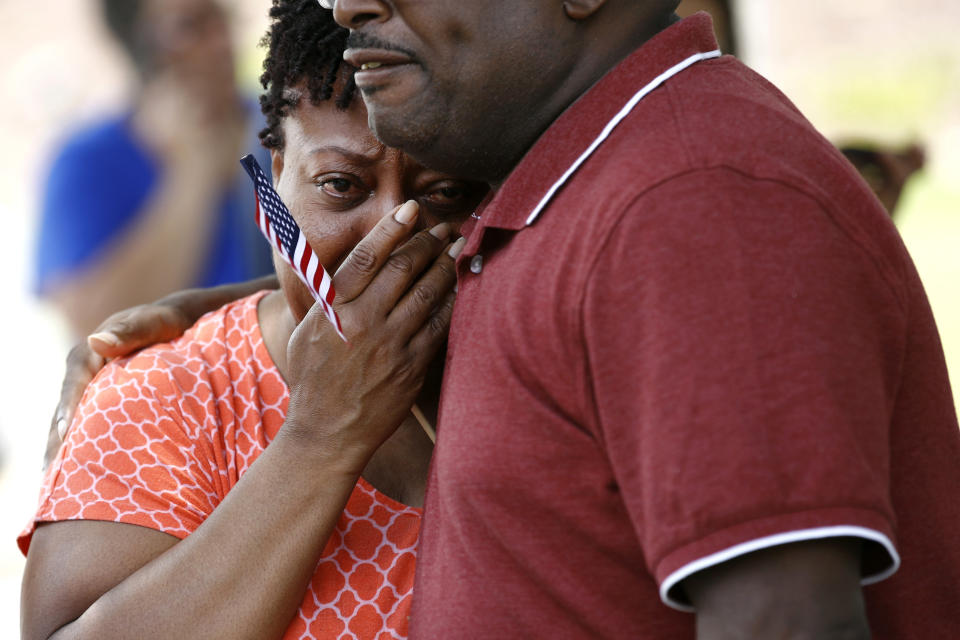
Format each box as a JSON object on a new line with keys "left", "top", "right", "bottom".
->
{"left": 678, "top": 0, "right": 926, "bottom": 217}
{"left": 33, "top": 0, "right": 272, "bottom": 337}
{"left": 835, "top": 142, "right": 926, "bottom": 215}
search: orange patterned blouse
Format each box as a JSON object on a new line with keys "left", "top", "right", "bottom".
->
{"left": 20, "top": 291, "right": 422, "bottom": 640}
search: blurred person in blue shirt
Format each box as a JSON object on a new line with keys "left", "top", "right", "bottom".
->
{"left": 34, "top": 0, "right": 272, "bottom": 336}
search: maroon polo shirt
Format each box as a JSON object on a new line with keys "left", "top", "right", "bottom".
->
{"left": 411, "top": 13, "right": 960, "bottom": 638}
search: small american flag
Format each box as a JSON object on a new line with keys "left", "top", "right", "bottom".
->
{"left": 240, "top": 154, "right": 346, "bottom": 341}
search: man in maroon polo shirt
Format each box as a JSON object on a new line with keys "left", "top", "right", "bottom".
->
{"left": 331, "top": 1, "right": 960, "bottom": 637}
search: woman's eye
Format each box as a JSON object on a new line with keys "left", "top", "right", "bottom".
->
{"left": 422, "top": 182, "right": 472, "bottom": 209}
{"left": 317, "top": 175, "right": 367, "bottom": 201}
{"left": 435, "top": 186, "right": 465, "bottom": 201}
{"left": 327, "top": 178, "right": 353, "bottom": 193}
{"left": 418, "top": 181, "right": 487, "bottom": 220}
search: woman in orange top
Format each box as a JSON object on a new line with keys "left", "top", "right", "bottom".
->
{"left": 19, "top": 2, "right": 486, "bottom": 639}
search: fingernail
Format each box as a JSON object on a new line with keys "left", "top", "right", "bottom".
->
{"left": 394, "top": 200, "right": 418, "bottom": 224}
{"left": 88, "top": 331, "right": 119, "bottom": 348}
{"left": 429, "top": 223, "right": 451, "bottom": 240}
{"left": 57, "top": 417, "right": 68, "bottom": 439}
{"left": 448, "top": 237, "right": 466, "bottom": 259}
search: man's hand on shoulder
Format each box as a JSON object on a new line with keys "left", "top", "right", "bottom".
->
{"left": 684, "top": 538, "right": 871, "bottom": 640}
{"left": 44, "top": 276, "right": 279, "bottom": 467}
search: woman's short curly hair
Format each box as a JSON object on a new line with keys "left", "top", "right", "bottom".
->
{"left": 258, "top": 0, "right": 357, "bottom": 150}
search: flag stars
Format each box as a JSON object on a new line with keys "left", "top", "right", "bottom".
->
{"left": 239, "top": 154, "right": 346, "bottom": 341}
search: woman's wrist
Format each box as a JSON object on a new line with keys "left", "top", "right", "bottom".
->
{"left": 273, "top": 414, "right": 377, "bottom": 479}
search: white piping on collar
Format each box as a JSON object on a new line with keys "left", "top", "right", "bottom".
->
{"left": 525, "top": 49, "right": 721, "bottom": 226}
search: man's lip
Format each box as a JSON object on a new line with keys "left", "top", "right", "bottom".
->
{"left": 343, "top": 48, "right": 415, "bottom": 69}
{"left": 353, "top": 63, "right": 417, "bottom": 90}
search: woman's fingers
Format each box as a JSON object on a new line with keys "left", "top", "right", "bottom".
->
{"left": 333, "top": 200, "right": 421, "bottom": 303}
{"left": 355, "top": 223, "right": 454, "bottom": 321}
{"left": 408, "top": 289, "right": 457, "bottom": 361}
{"left": 387, "top": 237, "right": 463, "bottom": 342}
{"left": 333, "top": 199, "right": 459, "bottom": 335}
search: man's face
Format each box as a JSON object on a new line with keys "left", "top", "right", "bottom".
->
{"left": 272, "top": 87, "right": 487, "bottom": 322}
{"left": 332, "top": 0, "right": 579, "bottom": 182}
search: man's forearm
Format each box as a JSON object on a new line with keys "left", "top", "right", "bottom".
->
{"left": 158, "top": 275, "right": 280, "bottom": 327}
{"left": 686, "top": 538, "right": 871, "bottom": 640}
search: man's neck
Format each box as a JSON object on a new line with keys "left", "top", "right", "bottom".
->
{"left": 485, "top": 12, "right": 681, "bottom": 190}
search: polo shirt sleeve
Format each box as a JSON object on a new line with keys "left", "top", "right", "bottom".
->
{"left": 581, "top": 167, "right": 902, "bottom": 611}
{"left": 17, "top": 350, "right": 219, "bottom": 555}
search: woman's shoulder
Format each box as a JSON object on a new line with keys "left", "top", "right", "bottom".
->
{"left": 120, "top": 291, "right": 268, "bottom": 368}
{"left": 83, "top": 291, "right": 280, "bottom": 428}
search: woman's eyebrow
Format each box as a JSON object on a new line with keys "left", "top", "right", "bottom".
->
{"left": 307, "top": 145, "right": 382, "bottom": 166}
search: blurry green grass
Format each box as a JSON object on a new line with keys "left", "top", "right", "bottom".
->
{"left": 799, "top": 51, "right": 958, "bottom": 144}
{"left": 896, "top": 173, "right": 960, "bottom": 413}
{"left": 793, "top": 47, "right": 960, "bottom": 414}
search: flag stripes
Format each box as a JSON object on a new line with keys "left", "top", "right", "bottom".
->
{"left": 240, "top": 154, "right": 346, "bottom": 341}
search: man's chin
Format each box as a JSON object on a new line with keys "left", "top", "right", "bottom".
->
{"left": 361, "top": 87, "right": 444, "bottom": 152}
{"left": 366, "top": 109, "right": 428, "bottom": 155}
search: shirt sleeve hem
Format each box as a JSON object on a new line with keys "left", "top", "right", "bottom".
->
{"left": 655, "top": 510, "right": 899, "bottom": 612}
{"left": 18, "top": 513, "right": 193, "bottom": 556}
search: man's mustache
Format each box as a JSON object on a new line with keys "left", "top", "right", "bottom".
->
{"left": 345, "top": 32, "right": 418, "bottom": 62}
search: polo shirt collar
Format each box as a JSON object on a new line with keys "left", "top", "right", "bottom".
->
{"left": 465, "top": 12, "right": 720, "bottom": 235}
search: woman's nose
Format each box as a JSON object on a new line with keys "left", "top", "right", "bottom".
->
{"left": 358, "top": 192, "right": 408, "bottom": 237}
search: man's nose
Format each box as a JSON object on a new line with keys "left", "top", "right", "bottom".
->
{"left": 329, "top": 0, "right": 391, "bottom": 29}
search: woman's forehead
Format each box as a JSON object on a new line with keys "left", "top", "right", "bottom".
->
{"left": 283, "top": 93, "right": 384, "bottom": 156}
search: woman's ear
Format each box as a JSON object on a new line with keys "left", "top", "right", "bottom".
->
{"left": 270, "top": 148, "right": 284, "bottom": 190}
{"left": 562, "top": 0, "right": 609, "bottom": 20}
